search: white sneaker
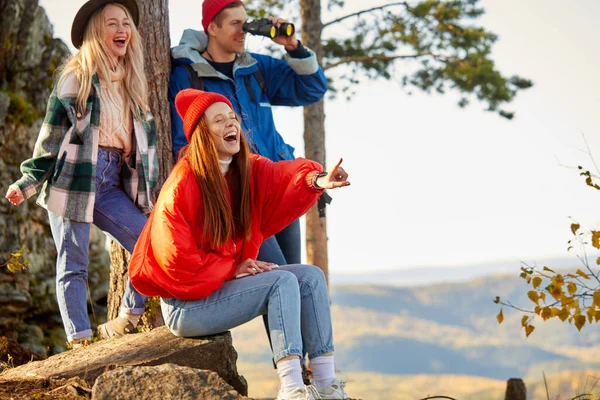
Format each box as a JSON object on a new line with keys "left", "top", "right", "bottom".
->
{"left": 275, "top": 386, "right": 322, "bottom": 400}
{"left": 309, "top": 378, "right": 348, "bottom": 399}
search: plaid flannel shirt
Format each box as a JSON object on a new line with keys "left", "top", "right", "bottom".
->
{"left": 13, "top": 72, "right": 159, "bottom": 223}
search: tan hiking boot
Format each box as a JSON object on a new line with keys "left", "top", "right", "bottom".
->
{"left": 97, "top": 317, "right": 137, "bottom": 340}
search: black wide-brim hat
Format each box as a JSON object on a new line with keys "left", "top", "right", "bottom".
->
{"left": 71, "top": 0, "right": 140, "bottom": 49}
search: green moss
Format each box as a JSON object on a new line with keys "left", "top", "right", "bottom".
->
{"left": 2, "top": 89, "right": 40, "bottom": 126}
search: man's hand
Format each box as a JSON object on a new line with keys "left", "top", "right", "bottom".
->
{"left": 315, "top": 158, "right": 350, "bottom": 190}
{"left": 268, "top": 17, "right": 298, "bottom": 51}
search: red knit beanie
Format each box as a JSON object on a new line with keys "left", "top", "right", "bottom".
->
{"left": 175, "top": 89, "right": 234, "bottom": 142}
{"left": 202, "top": 0, "right": 245, "bottom": 33}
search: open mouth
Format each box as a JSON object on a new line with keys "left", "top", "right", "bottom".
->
{"left": 224, "top": 131, "right": 238, "bottom": 143}
{"left": 113, "top": 39, "right": 127, "bottom": 46}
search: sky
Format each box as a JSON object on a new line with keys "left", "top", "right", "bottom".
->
{"left": 38, "top": 0, "right": 600, "bottom": 277}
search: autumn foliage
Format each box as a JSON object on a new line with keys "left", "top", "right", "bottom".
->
{"left": 497, "top": 166, "right": 600, "bottom": 336}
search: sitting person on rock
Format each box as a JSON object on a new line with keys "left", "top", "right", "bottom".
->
{"left": 128, "top": 89, "right": 351, "bottom": 400}
{"left": 5, "top": 0, "right": 158, "bottom": 347}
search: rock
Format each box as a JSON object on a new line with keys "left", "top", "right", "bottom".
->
{"left": 0, "top": 336, "right": 39, "bottom": 367}
{"left": 0, "top": 376, "right": 92, "bottom": 400}
{"left": 92, "top": 364, "right": 246, "bottom": 400}
{"left": 0, "top": 91, "right": 9, "bottom": 126}
{"left": 0, "top": 326, "right": 248, "bottom": 396}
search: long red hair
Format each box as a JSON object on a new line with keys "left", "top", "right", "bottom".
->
{"left": 180, "top": 115, "right": 252, "bottom": 248}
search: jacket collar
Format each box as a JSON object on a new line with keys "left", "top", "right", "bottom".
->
{"left": 172, "top": 29, "right": 258, "bottom": 78}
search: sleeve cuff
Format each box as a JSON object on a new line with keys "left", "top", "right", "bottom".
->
{"left": 305, "top": 170, "right": 325, "bottom": 192}
{"left": 286, "top": 41, "right": 310, "bottom": 59}
{"left": 283, "top": 47, "right": 320, "bottom": 75}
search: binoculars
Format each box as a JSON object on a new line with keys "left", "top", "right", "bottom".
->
{"left": 242, "top": 18, "right": 295, "bottom": 38}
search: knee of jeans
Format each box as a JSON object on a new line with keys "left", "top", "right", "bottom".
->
{"left": 302, "top": 264, "right": 326, "bottom": 286}
{"left": 274, "top": 269, "right": 300, "bottom": 291}
{"left": 58, "top": 266, "right": 88, "bottom": 280}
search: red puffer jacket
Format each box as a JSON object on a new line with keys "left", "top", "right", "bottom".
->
{"left": 129, "top": 154, "right": 323, "bottom": 301}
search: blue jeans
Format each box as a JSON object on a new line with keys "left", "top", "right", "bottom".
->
{"left": 48, "top": 148, "right": 147, "bottom": 342}
{"left": 160, "top": 264, "right": 334, "bottom": 362}
{"left": 258, "top": 219, "right": 301, "bottom": 265}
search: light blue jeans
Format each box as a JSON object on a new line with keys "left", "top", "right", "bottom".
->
{"left": 160, "top": 264, "right": 334, "bottom": 362}
{"left": 48, "top": 148, "right": 147, "bottom": 342}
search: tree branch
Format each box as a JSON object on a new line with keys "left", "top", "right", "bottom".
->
{"left": 324, "top": 52, "right": 437, "bottom": 71}
{"left": 323, "top": 2, "right": 410, "bottom": 29}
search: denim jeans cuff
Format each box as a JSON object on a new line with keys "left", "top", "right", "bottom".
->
{"left": 120, "top": 306, "right": 145, "bottom": 315}
{"left": 308, "top": 345, "right": 335, "bottom": 360}
{"left": 69, "top": 329, "right": 93, "bottom": 343}
{"left": 273, "top": 348, "right": 303, "bottom": 363}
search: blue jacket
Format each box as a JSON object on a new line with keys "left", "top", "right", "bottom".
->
{"left": 169, "top": 30, "right": 328, "bottom": 161}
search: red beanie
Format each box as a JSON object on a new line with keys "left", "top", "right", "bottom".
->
{"left": 202, "top": 0, "right": 245, "bottom": 33}
{"left": 175, "top": 89, "right": 234, "bottom": 142}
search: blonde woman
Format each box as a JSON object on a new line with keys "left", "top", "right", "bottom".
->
{"left": 5, "top": 0, "right": 158, "bottom": 348}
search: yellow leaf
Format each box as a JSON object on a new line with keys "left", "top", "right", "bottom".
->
{"left": 532, "top": 277, "right": 542, "bottom": 289}
{"left": 574, "top": 314, "right": 586, "bottom": 331}
{"left": 553, "top": 274, "right": 564, "bottom": 285}
{"left": 571, "top": 223, "right": 580, "bottom": 235}
{"left": 592, "top": 231, "right": 600, "bottom": 249}
{"left": 527, "top": 291, "right": 539, "bottom": 305}
{"left": 540, "top": 292, "right": 546, "bottom": 302}
{"left": 593, "top": 291, "right": 600, "bottom": 308}
{"left": 567, "top": 282, "right": 577, "bottom": 295}
{"left": 587, "top": 309, "right": 594, "bottom": 323}
{"left": 543, "top": 266, "right": 556, "bottom": 273}
{"left": 597, "top": 257, "right": 600, "bottom": 266}
{"left": 521, "top": 315, "right": 529, "bottom": 327}
{"left": 576, "top": 269, "right": 590, "bottom": 279}
{"left": 548, "top": 285, "right": 563, "bottom": 300}
{"left": 558, "top": 308, "right": 570, "bottom": 321}
{"left": 525, "top": 325, "right": 535, "bottom": 337}
{"left": 541, "top": 307, "right": 552, "bottom": 320}
{"left": 595, "top": 310, "right": 600, "bottom": 323}
{"left": 497, "top": 309, "right": 504, "bottom": 324}
{"left": 534, "top": 306, "right": 541, "bottom": 314}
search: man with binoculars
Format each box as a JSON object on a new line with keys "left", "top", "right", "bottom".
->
{"left": 169, "top": 0, "right": 327, "bottom": 270}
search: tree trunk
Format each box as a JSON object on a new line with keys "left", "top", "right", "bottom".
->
{"left": 504, "top": 378, "right": 526, "bottom": 400}
{"left": 106, "top": 0, "right": 172, "bottom": 330}
{"left": 299, "top": 0, "right": 329, "bottom": 284}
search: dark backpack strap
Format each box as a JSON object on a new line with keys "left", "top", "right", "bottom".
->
{"left": 243, "top": 75, "right": 256, "bottom": 103}
{"left": 180, "top": 63, "right": 204, "bottom": 91}
{"left": 243, "top": 69, "right": 269, "bottom": 103}
{"left": 253, "top": 69, "right": 268, "bottom": 97}
{"left": 318, "top": 192, "right": 332, "bottom": 218}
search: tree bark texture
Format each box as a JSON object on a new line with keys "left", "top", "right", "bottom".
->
{"left": 504, "top": 378, "right": 526, "bottom": 400}
{"left": 106, "top": 0, "right": 172, "bottom": 330}
{"left": 300, "top": 0, "right": 329, "bottom": 283}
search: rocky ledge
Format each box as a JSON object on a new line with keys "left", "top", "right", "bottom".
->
{"left": 0, "top": 326, "right": 249, "bottom": 399}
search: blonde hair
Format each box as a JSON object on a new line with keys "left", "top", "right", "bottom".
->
{"left": 57, "top": 3, "right": 148, "bottom": 118}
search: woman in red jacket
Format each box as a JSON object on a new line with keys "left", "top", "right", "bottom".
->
{"left": 129, "top": 89, "right": 350, "bottom": 400}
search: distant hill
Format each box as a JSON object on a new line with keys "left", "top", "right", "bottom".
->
{"left": 329, "top": 255, "right": 594, "bottom": 286}
{"left": 231, "top": 271, "right": 600, "bottom": 399}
